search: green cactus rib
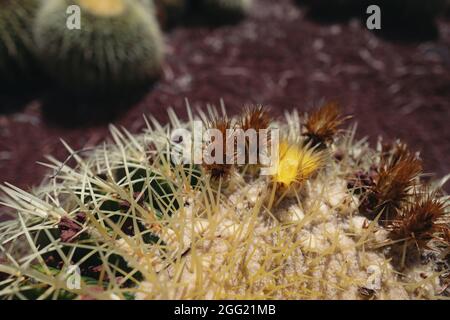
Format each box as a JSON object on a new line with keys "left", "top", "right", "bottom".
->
{"left": 0, "top": 0, "right": 39, "bottom": 85}
{"left": 34, "top": 0, "right": 164, "bottom": 93}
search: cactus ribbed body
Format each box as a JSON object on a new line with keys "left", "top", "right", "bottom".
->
{"left": 34, "top": 0, "right": 164, "bottom": 93}
{"left": 0, "top": 0, "right": 39, "bottom": 86}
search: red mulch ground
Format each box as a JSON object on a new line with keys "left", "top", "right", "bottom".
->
{"left": 1, "top": 0, "right": 449, "bottom": 200}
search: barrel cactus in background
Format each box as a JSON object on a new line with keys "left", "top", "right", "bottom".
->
{"left": 33, "top": 0, "right": 164, "bottom": 94}
{"left": 155, "top": 0, "right": 188, "bottom": 28}
{"left": 297, "top": 0, "right": 365, "bottom": 19}
{"left": 373, "top": 0, "right": 445, "bottom": 22}
{"left": 139, "top": 0, "right": 187, "bottom": 28}
{"left": 297, "top": 0, "right": 445, "bottom": 29}
{"left": 297, "top": 0, "right": 445, "bottom": 39}
{"left": 198, "top": 0, "right": 252, "bottom": 22}
{"left": 0, "top": 0, "right": 39, "bottom": 88}
{"left": 369, "top": 0, "right": 446, "bottom": 39}
{"left": 0, "top": 103, "right": 449, "bottom": 300}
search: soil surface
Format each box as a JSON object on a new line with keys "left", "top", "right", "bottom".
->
{"left": 1, "top": 0, "right": 449, "bottom": 201}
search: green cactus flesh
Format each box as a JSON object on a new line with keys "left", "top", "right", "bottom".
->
{"left": 0, "top": 0, "right": 39, "bottom": 86}
{"left": 34, "top": 0, "right": 164, "bottom": 93}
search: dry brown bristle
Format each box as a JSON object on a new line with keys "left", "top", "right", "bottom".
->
{"left": 303, "top": 102, "right": 349, "bottom": 149}
{"left": 239, "top": 105, "right": 271, "bottom": 167}
{"left": 203, "top": 116, "right": 235, "bottom": 180}
{"left": 442, "top": 227, "right": 450, "bottom": 246}
{"left": 381, "top": 141, "right": 411, "bottom": 167}
{"left": 389, "top": 190, "right": 449, "bottom": 249}
{"left": 240, "top": 105, "right": 271, "bottom": 132}
{"left": 361, "top": 152, "right": 423, "bottom": 224}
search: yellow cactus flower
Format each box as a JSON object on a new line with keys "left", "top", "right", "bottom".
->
{"left": 78, "top": 0, "right": 126, "bottom": 16}
{"left": 273, "top": 141, "right": 323, "bottom": 187}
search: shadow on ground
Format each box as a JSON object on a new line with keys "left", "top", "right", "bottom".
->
{"left": 40, "top": 84, "right": 154, "bottom": 128}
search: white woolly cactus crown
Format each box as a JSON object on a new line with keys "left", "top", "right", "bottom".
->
{"left": 0, "top": 103, "right": 449, "bottom": 300}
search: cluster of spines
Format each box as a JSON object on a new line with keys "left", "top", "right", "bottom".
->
{"left": 0, "top": 103, "right": 449, "bottom": 299}
{"left": 362, "top": 147, "right": 423, "bottom": 223}
{"left": 348, "top": 139, "right": 450, "bottom": 266}
{"left": 202, "top": 105, "right": 271, "bottom": 180}
{"left": 201, "top": 103, "right": 348, "bottom": 210}
{"left": 388, "top": 189, "right": 449, "bottom": 250}
{"left": 202, "top": 103, "right": 342, "bottom": 185}
{"left": 203, "top": 115, "right": 235, "bottom": 180}
{"left": 302, "top": 102, "right": 350, "bottom": 150}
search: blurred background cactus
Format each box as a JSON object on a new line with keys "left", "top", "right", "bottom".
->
{"left": 199, "top": 0, "right": 252, "bottom": 19}
{"left": 371, "top": 0, "right": 446, "bottom": 39}
{"left": 155, "top": 0, "right": 188, "bottom": 28}
{"left": 33, "top": 0, "right": 164, "bottom": 94}
{"left": 0, "top": 0, "right": 39, "bottom": 89}
{"left": 296, "top": 0, "right": 364, "bottom": 20}
{"left": 296, "top": 0, "right": 446, "bottom": 39}
{"left": 374, "top": 0, "right": 446, "bottom": 23}
{"left": 139, "top": 0, "right": 188, "bottom": 29}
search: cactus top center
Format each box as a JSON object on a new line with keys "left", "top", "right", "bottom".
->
{"left": 78, "top": 0, "right": 126, "bottom": 17}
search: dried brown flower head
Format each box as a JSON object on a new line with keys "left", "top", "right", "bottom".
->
{"left": 203, "top": 116, "right": 235, "bottom": 180}
{"left": 58, "top": 212, "right": 86, "bottom": 243}
{"left": 389, "top": 190, "right": 449, "bottom": 249}
{"left": 303, "top": 102, "right": 350, "bottom": 149}
{"left": 381, "top": 141, "right": 411, "bottom": 167}
{"left": 240, "top": 105, "right": 271, "bottom": 132}
{"left": 239, "top": 105, "right": 271, "bottom": 166}
{"left": 361, "top": 151, "right": 423, "bottom": 224}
